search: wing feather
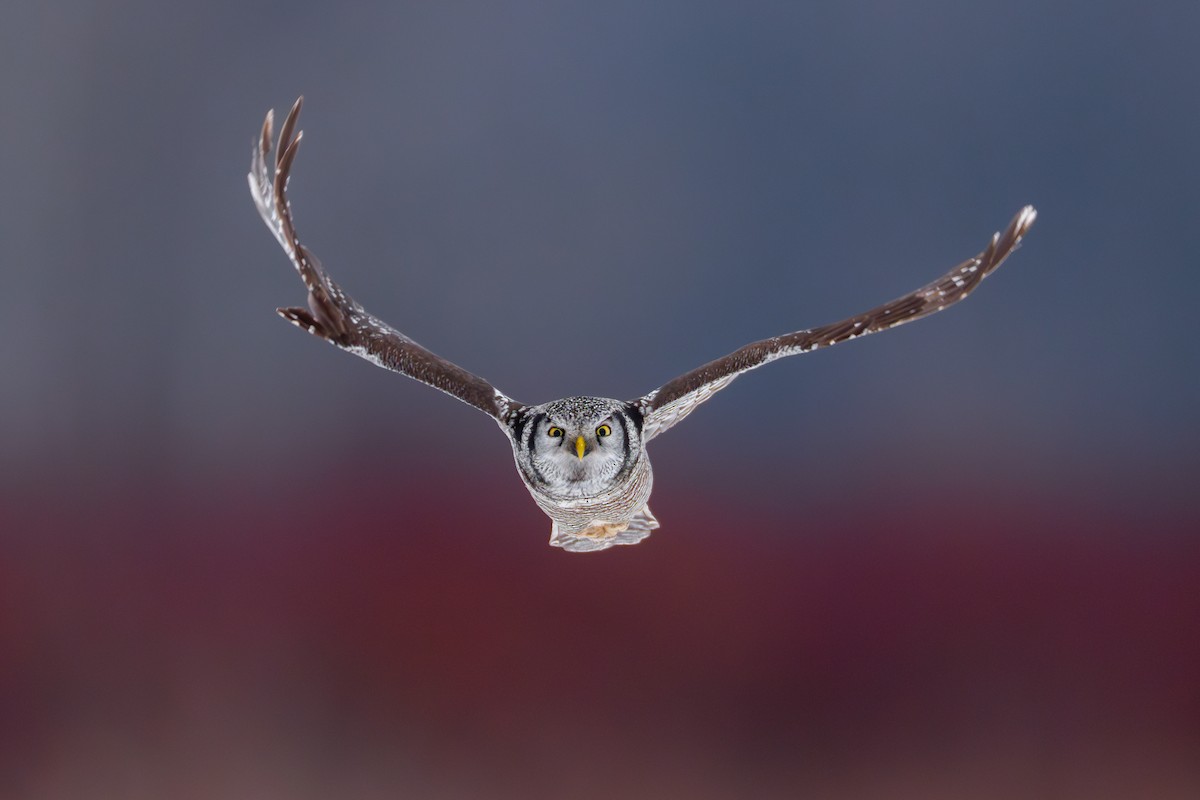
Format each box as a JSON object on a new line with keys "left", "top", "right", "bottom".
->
{"left": 636, "top": 206, "right": 1037, "bottom": 440}
{"left": 249, "top": 98, "right": 521, "bottom": 423}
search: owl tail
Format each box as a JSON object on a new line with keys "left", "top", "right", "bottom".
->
{"left": 549, "top": 506, "right": 660, "bottom": 553}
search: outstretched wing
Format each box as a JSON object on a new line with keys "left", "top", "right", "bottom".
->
{"left": 635, "top": 206, "right": 1037, "bottom": 441}
{"left": 249, "top": 98, "right": 521, "bottom": 423}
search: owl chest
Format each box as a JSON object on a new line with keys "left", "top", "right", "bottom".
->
{"left": 526, "top": 459, "right": 654, "bottom": 534}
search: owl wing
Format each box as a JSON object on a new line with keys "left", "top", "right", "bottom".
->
{"left": 249, "top": 98, "right": 521, "bottom": 423}
{"left": 635, "top": 206, "right": 1037, "bottom": 441}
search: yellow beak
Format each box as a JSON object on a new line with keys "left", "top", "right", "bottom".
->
{"left": 574, "top": 435, "right": 587, "bottom": 460}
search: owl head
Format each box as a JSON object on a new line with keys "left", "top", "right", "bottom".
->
{"left": 517, "top": 396, "right": 643, "bottom": 492}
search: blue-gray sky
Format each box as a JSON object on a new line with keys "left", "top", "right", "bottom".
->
{"left": 3, "top": 1, "right": 1198, "bottom": 503}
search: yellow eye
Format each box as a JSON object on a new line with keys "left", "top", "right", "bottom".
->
{"left": 548, "top": 426, "right": 564, "bottom": 438}
{"left": 596, "top": 424, "right": 612, "bottom": 438}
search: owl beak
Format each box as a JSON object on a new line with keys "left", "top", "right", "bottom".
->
{"left": 574, "top": 435, "right": 587, "bottom": 460}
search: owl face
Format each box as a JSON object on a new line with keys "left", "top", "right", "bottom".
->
{"left": 520, "top": 397, "right": 642, "bottom": 494}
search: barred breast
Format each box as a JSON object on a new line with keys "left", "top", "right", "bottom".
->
{"left": 530, "top": 456, "right": 653, "bottom": 535}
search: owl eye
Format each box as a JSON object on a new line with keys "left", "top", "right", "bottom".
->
{"left": 596, "top": 424, "right": 612, "bottom": 438}
{"left": 548, "top": 426, "right": 564, "bottom": 438}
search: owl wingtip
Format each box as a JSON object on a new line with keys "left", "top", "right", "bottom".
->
{"left": 1017, "top": 205, "right": 1037, "bottom": 234}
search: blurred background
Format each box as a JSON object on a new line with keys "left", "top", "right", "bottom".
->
{"left": 2, "top": 1, "right": 1198, "bottom": 797}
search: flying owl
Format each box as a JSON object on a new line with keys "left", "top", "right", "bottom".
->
{"left": 249, "top": 98, "right": 1037, "bottom": 553}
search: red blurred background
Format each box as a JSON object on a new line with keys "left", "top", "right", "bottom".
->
{"left": 4, "top": 463, "right": 1196, "bottom": 798}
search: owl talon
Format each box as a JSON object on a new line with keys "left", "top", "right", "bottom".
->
{"left": 581, "top": 521, "right": 629, "bottom": 539}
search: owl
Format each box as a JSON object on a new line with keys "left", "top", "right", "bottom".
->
{"left": 249, "top": 98, "right": 1036, "bottom": 553}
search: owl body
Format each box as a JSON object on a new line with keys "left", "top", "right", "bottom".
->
{"left": 508, "top": 397, "right": 658, "bottom": 551}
